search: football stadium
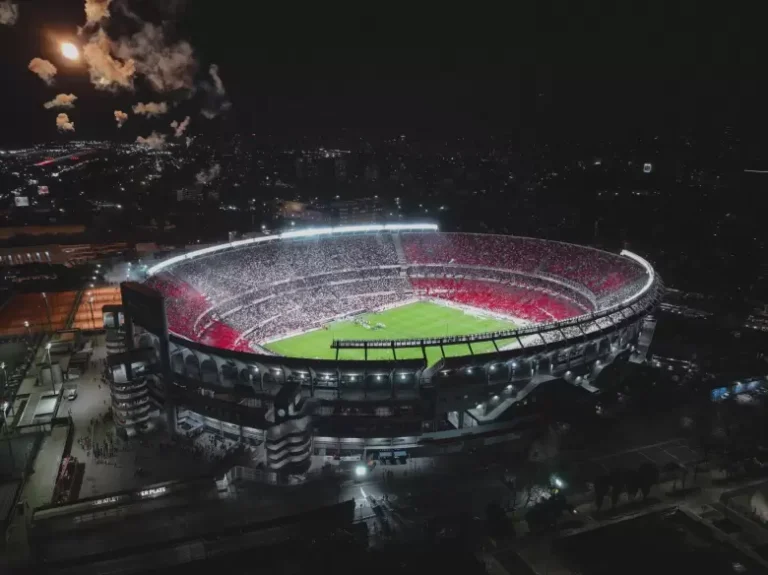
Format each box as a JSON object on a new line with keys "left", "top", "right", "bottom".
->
{"left": 107, "top": 224, "right": 663, "bottom": 473}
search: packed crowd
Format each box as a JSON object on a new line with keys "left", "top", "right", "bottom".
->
{"left": 145, "top": 232, "right": 649, "bottom": 351}
{"left": 173, "top": 235, "right": 400, "bottom": 305}
{"left": 225, "top": 273, "right": 413, "bottom": 343}
{"left": 401, "top": 232, "right": 646, "bottom": 294}
{"left": 410, "top": 278, "right": 584, "bottom": 322}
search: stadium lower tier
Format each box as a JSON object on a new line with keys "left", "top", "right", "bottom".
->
{"left": 117, "top": 301, "right": 650, "bottom": 464}
{"left": 409, "top": 278, "right": 584, "bottom": 322}
{"left": 145, "top": 269, "right": 596, "bottom": 353}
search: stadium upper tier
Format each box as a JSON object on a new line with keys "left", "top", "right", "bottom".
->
{"left": 143, "top": 227, "right": 657, "bottom": 356}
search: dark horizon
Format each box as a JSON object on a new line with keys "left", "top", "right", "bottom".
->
{"left": 0, "top": 0, "right": 757, "bottom": 146}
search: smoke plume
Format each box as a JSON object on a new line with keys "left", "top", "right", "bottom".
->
{"left": 170, "top": 116, "right": 190, "bottom": 137}
{"left": 43, "top": 93, "right": 78, "bottom": 109}
{"left": 82, "top": 29, "right": 135, "bottom": 91}
{"left": 84, "top": 0, "right": 111, "bottom": 25}
{"left": 209, "top": 64, "right": 226, "bottom": 96}
{"left": 114, "top": 110, "right": 128, "bottom": 127}
{"left": 136, "top": 131, "right": 166, "bottom": 149}
{"left": 28, "top": 58, "right": 57, "bottom": 85}
{"left": 200, "top": 63, "right": 231, "bottom": 118}
{"left": 0, "top": 1, "right": 18, "bottom": 25}
{"left": 195, "top": 163, "right": 221, "bottom": 185}
{"left": 132, "top": 101, "right": 168, "bottom": 117}
{"left": 56, "top": 113, "right": 75, "bottom": 132}
{"left": 114, "top": 24, "right": 197, "bottom": 93}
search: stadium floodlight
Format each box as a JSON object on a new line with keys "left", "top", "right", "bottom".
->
{"left": 383, "top": 223, "right": 438, "bottom": 231}
{"left": 619, "top": 250, "right": 655, "bottom": 304}
{"left": 147, "top": 223, "right": 439, "bottom": 275}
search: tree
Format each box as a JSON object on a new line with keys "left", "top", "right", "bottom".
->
{"left": 625, "top": 469, "right": 641, "bottom": 500}
{"left": 663, "top": 461, "right": 681, "bottom": 491}
{"left": 609, "top": 468, "right": 626, "bottom": 508}
{"left": 594, "top": 475, "right": 610, "bottom": 511}
{"left": 526, "top": 492, "right": 568, "bottom": 534}
{"left": 485, "top": 502, "right": 508, "bottom": 537}
{"left": 637, "top": 462, "right": 659, "bottom": 499}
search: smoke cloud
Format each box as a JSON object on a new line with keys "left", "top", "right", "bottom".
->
{"left": 195, "top": 163, "right": 221, "bottom": 185}
{"left": 200, "top": 63, "right": 232, "bottom": 119}
{"left": 136, "top": 131, "right": 166, "bottom": 149}
{"left": 114, "top": 24, "right": 197, "bottom": 93}
{"left": 0, "top": 1, "right": 18, "bottom": 25}
{"left": 114, "top": 110, "right": 128, "bottom": 127}
{"left": 209, "top": 64, "right": 226, "bottom": 96}
{"left": 43, "top": 93, "right": 78, "bottom": 109}
{"left": 56, "top": 113, "right": 75, "bottom": 132}
{"left": 82, "top": 29, "right": 135, "bottom": 91}
{"left": 28, "top": 58, "right": 57, "bottom": 85}
{"left": 170, "top": 116, "right": 190, "bottom": 137}
{"left": 84, "top": 0, "right": 111, "bottom": 24}
{"left": 132, "top": 101, "right": 168, "bottom": 117}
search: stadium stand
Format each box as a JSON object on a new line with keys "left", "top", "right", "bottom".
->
{"left": 144, "top": 232, "right": 649, "bottom": 352}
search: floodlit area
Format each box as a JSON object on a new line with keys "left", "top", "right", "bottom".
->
{"left": 264, "top": 300, "right": 517, "bottom": 362}
{"left": 0, "top": 292, "right": 76, "bottom": 336}
{"left": 71, "top": 286, "right": 122, "bottom": 330}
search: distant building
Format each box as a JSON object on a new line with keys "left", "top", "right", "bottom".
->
{"left": 277, "top": 200, "right": 327, "bottom": 223}
{"left": 334, "top": 157, "right": 348, "bottom": 182}
{"left": 176, "top": 188, "right": 202, "bottom": 202}
{"left": 364, "top": 164, "right": 379, "bottom": 182}
{"left": 331, "top": 197, "right": 383, "bottom": 224}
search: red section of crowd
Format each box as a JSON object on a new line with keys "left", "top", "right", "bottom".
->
{"left": 144, "top": 274, "right": 211, "bottom": 338}
{"left": 409, "top": 278, "right": 583, "bottom": 322}
{"left": 402, "top": 233, "right": 643, "bottom": 294}
{"left": 145, "top": 273, "right": 253, "bottom": 351}
{"left": 199, "top": 321, "right": 253, "bottom": 353}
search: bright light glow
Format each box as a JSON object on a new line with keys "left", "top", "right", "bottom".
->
{"left": 355, "top": 464, "right": 367, "bottom": 478}
{"left": 147, "top": 223, "right": 439, "bottom": 275}
{"left": 61, "top": 42, "right": 80, "bottom": 61}
{"left": 46, "top": 343, "right": 51, "bottom": 350}
{"left": 619, "top": 250, "right": 655, "bottom": 306}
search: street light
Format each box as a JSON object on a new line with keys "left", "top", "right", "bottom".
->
{"left": 88, "top": 296, "right": 96, "bottom": 329}
{"left": 41, "top": 292, "right": 53, "bottom": 333}
{"left": 0, "top": 363, "right": 6, "bottom": 407}
{"left": 45, "top": 342, "right": 55, "bottom": 394}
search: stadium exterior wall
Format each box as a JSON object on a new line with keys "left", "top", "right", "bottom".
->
{"left": 121, "top": 229, "right": 663, "bottom": 458}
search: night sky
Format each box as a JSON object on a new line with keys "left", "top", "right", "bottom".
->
{"left": 0, "top": 0, "right": 756, "bottom": 146}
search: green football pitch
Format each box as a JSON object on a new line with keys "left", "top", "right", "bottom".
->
{"left": 263, "top": 301, "right": 518, "bottom": 363}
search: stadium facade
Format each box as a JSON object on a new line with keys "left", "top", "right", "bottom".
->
{"left": 105, "top": 224, "right": 662, "bottom": 470}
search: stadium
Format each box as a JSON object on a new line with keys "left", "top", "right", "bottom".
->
{"left": 111, "top": 224, "right": 662, "bottom": 473}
